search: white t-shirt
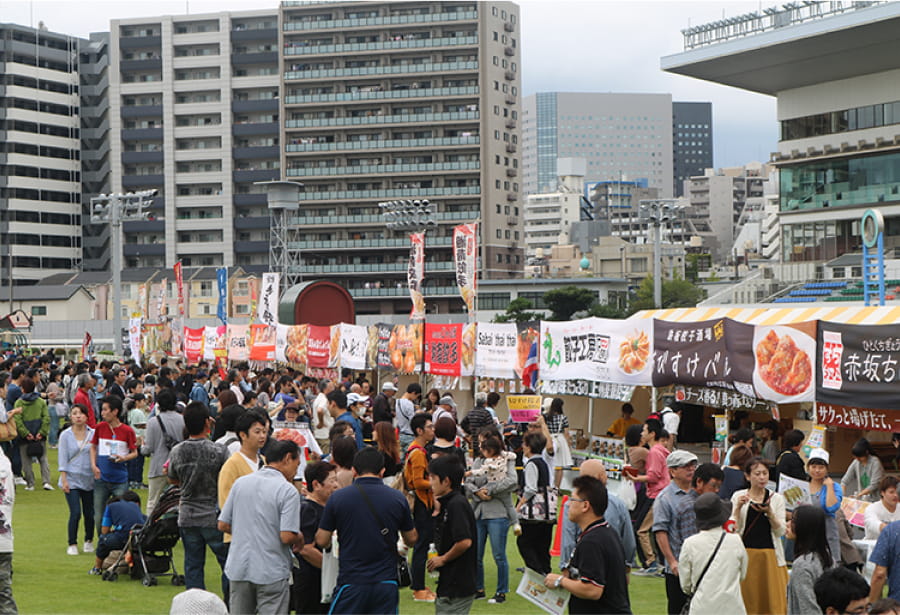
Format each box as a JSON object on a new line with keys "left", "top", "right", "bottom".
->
{"left": 240, "top": 451, "right": 260, "bottom": 473}
{"left": 864, "top": 500, "right": 900, "bottom": 539}
{"left": 662, "top": 409, "right": 680, "bottom": 437}
{"left": 312, "top": 393, "right": 333, "bottom": 440}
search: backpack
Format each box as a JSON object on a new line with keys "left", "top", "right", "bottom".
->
{"left": 519, "top": 457, "right": 558, "bottom": 523}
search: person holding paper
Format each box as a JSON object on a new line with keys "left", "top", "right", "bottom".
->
{"left": 543, "top": 475, "right": 632, "bottom": 614}
{"left": 842, "top": 438, "right": 884, "bottom": 503}
{"left": 89, "top": 395, "right": 138, "bottom": 533}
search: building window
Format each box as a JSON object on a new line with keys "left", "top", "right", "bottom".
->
{"left": 496, "top": 229, "right": 502, "bottom": 238}
{"left": 31, "top": 306, "right": 47, "bottom": 316}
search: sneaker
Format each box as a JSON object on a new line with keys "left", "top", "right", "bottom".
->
{"left": 13, "top": 477, "right": 25, "bottom": 486}
{"left": 66, "top": 545, "right": 78, "bottom": 556}
{"left": 83, "top": 541, "right": 94, "bottom": 553}
{"left": 512, "top": 523, "right": 522, "bottom": 536}
{"left": 633, "top": 563, "right": 661, "bottom": 577}
{"left": 488, "top": 593, "right": 506, "bottom": 604}
{"left": 412, "top": 589, "right": 436, "bottom": 603}
{"left": 474, "top": 589, "right": 486, "bottom": 600}
{"left": 42, "top": 483, "right": 53, "bottom": 491}
{"left": 88, "top": 567, "right": 102, "bottom": 576}
{"left": 23, "top": 486, "right": 34, "bottom": 491}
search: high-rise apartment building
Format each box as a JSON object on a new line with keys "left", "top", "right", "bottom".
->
{"left": 80, "top": 32, "right": 111, "bottom": 272}
{"left": 279, "top": 1, "right": 522, "bottom": 315}
{"left": 108, "top": 10, "right": 280, "bottom": 272}
{"left": 522, "top": 92, "right": 676, "bottom": 197}
{"left": 0, "top": 23, "right": 84, "bottom": 284}
{"left": 672, "top": 101, "right": 712, "bottom": 197}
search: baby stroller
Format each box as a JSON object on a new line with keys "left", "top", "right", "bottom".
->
{"left": 102, "top": 485, "right": 185, "bottom": 587}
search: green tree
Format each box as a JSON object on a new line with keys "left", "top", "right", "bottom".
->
{"left": 588, "top": 301, "right": 627, "bottom": 319}
{"left": 493, "top": 297, "right": 543, "bottom": 323}
{"left": 628, "top": 275, "right": 706, "bottom": 313}
{"left": 543, "top": 285, "right": 598, "bottom": 321}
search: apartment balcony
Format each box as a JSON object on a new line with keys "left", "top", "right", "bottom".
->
{"left": 233, "top": 216, "right": 270, "bottom": 230}
{"left": 121, "top": 104, "right": 162, "bottom": 118}
{"left": 232, "top": 99, "right": 279, "bottom": 113}
{"left": 289, "top": 210, "right": 479, "bottom": 227}
{"left": 122, "top": 151, "right": 163, "bottom": 164}
{"left": 506, "top": 168, "right": 517, "bottom": 177}
{"left": 232, "top": 145, "right": 280, "bottom": 160}
{"left": 122, "top": 173, "right": 163, "bottom": 188}
{"left": 120, "top": 58, "right": 162, "bottom": 72}
{"left": 233, "top": 122, "right": 279, "bottom": 136}
{"left": 287, "top": 236, "right": 453, "bottom": 250}
{"left": 233, "top": 169, "right": 279, "bottom": 183}
{"left": 119, "top": 36, "right": 162, "bottom": 49}
{"left": 231, "top": 27, "right": 278, "bottom": 42}
{"left": 284, "top": 85, "right": 478, "bottom": 105}
{"left": 232, "top": 51, "right": 278, "bottom": 66}
{"left": 302, "top": 261, "right": 454, "bottom": 275}
{"left": 123, "top": 219, "right": 165, "bottom": 233}
{"left": 284, "top": 61, "right": 478, "bottom": 81}
{"left": 283, "top": 36, "right": 478, "bottom": 57}
{"left": 282, "top": 11, "right": 478, "bottom": 32}
{"left": 285, "top": 135, "right": 479, "bottom": 153}
{"left": 504, "top": 22, "right": 515, "bottom": 32}
{"left": 507, "top": 192, "right": 517, "bottom": 201}
{"left": 233, "top": 193, "right": 268, "bottom": 206}
{"left": 234, "top": 240, "right": 269, "bottom": 254}
{"left": 504, "top": 46, "right": 514, "bottom": 56}
{"left": 505, "top": 95, "right": 516, "bottom": 105}
{"left": 348, "top": 285, "right": 459, "bottom": 298}
{"left": 124, "top": 243, "right": 165, "bottom": 256}
{"left": 285, "top": 161, "right": 479, "bottom": 178}
{"left": 299, "top": 186, "right": 479, "bottom": 202}
{"left": 504, "top": 70, "right": 515, "bottom": 81}
{"left": 506, "top": 143, "right": 517, "bottom": 153}
{"left": 121, "top": 127, "right": 163, "bottom": 141}
{"left": 285, "top": 110, "right": 478, "bottom": 129}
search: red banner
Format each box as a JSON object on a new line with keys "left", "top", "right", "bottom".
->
{"left": 173, "top": 261, "right": 185, "bottom": 317}
{"left": 183, "top": 327, "right": 204, "bottom": 364}
{"left": 307, "top": 325, "right": 331, "bottom": 368}
{"left": 249, "top": 324, "right": 276, "bottom": 362}
{"left": 424, "top": 323, "right": 462, "bottom": 376}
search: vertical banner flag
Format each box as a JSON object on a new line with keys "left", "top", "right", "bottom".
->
{"left": 183, "top": 327, "right": 205, "bottom": 364}
{"left": 259, "top": 272, "right": 279, "bottom": 326}
{"left": 408, "top": 232, "right": 425, "bottom": 320}
{"left": 136, "top": 283, "right": 147, "bottom": 319}
{"left": 339, "top": 323, "right": 368, "bottom": 370}
{"left": 156, "top": 278, "right": 168, "bottom": 322}
{"left": 248, "top": 277, "right": 259, "bottom": 325}
{"left": 173, "top": 261, "right": 185, "bottom": 317}
{"left": 81, "top": 332, "right": 92, "bottom": 361}
{"left": 169, "top": 317, "right": 184, "bottom": 357}
{"left": 453, "top": 223, "right": 477, "bottom": 317}
{"left": 424, "top": 323, "right": 462, "bottom": 376}
{"left": 128, "top": 318, "right": 142, "bottom": 366}
{"left": 216, "top": 267, "right": 228, "bottom": 325}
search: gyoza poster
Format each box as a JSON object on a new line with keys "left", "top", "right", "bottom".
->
{"left": 248, "top": 324, "right": 276, "bottom": 362}
{"left": 277, "top": 324, "right": 307, "bottom": 365}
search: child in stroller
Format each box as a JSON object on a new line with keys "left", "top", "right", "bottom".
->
{"left": 89, "top": 491, "right": 145, "bottom": 576}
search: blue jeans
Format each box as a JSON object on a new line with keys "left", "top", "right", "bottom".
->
{"left": 410, "top": 497, "right": 434, "bottom": 591}
{"left": 64, "top": 488, "right": 94, "bottom": 546}
{"left": 476, "top": 517, "right": 510, "bottom": 594}
{"left": 180, "top": 526, "right": 229, "bottom": 597}
{"left": 93, "top": 479, "right": 127, "bottom": 532}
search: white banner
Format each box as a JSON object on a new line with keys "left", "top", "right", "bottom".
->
{"left": 128, "top": 317, "right": 142, "bottom": 367}
{"left": 540, "top": 317, "right": 653, "bottom": 385}
{"left": 339, "top": 323, "right": 368, "bottom": 370}
{"left": 475, "top": 322, "right": 518, "bottom": 378}
{"left": 259, "top": 272, "right": 279, "bottom": 325}
{"left": 275, "top": 324, "right": 290, "bottom": 363}
{"left": 202, "top": 326, "right": 218, "bottom": 361}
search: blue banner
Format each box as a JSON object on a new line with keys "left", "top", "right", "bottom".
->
{"left": 216, "top": 267, "right": 228, "bottom": 325}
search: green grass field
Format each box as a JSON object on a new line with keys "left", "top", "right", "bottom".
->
{"left": 12, "top": 448, "right": 667, "bottom": 614}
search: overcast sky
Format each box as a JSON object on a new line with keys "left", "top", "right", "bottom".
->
{"left": 1, "top": 0, "right": 778, "bottom": 167}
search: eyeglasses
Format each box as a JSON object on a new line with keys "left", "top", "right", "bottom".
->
{"left": 568, "top": 497, "right": 586, "bottom": 503}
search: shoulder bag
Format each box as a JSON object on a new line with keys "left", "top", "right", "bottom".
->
{"left": 354, "top": 482, "right": 411, "bottom": 587}
{"left": 680, "top": 531, "right": 726, "bottom": 615}
{"left": 520, "top": 457, "right": 558, "bottom": 523}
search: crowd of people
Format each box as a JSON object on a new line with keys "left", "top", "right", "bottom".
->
{"left": 3, "top": 351, "right": 900, "bottom": 614}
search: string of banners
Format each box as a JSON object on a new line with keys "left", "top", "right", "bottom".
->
{"left": 122, "top": 314, "right": 900, "bottom": 426}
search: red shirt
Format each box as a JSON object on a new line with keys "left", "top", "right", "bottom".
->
{"left": 91, "top": 421, "right": 137, "bottom": 452}
{"left": 73, "top": 388, "right": 96, "bottom": 427}
{"left": 646, "top": 442, "right": 671, "bottom": 499}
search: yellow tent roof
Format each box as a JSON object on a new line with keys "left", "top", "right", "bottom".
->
{"left": 635, "top": 304, "right": 900, "bottom": 326}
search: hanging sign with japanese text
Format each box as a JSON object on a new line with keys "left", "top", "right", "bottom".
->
{"left": 453, "top": 223, "right": 477, "bottom": 317}
{"left": 424, "top": 323, "right": 462, "bottom": 376}
{"left": 476, "top": 323, "right": 518, "bottom": 379}
{"left": 817, "top": 322, "right": 900, "bottom": 410}
{"left": 258, "top": 273, "right": 279, "bottom": 326}
{"left": 174, "top": 261, "right": 185, "bottom": 317}
{"left": 816, "top": 403, "right": 900, "bottom": 432}
{"left": 129, "top": 318, "right": 142, "bottom": 366}
{"left": 408, "top": 233, "right": 425, "bottom": 320}
{"left": 375, "top": 323, "right": 394, "bottom": 370}
{"left": 339, "top": 323, "right": 368, "bottom": 370}
{"left": 183, "top": 327, "right": 204, "bottom": 365}
{"left": 306, "top": 325, "right": 331, "bottom": 369}
{"left": 226, "top": 324, "right": 249, "bottom": 362}
{"left": 539, "top": 379, "right": 636, "bottom": 402}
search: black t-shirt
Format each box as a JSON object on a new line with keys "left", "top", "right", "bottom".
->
{"left": 775, "top": 449, "right": 807, "bottom": 487}
{"left": 297, "top": 498, "right": 325, "bottom": 600}
{"left": 568, "top": 520, "right": 632, "bottom": 615}
{"left": 434, "top": 489, "right": 477, "bottom": 598}
{"left": 372, "top": 393, "right": 393, "bottom": 424}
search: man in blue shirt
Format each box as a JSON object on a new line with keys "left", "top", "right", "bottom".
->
{"left": 870, "top": 520, "right": 900, "bottom": 602}
{"left": 316, "top": 447, "right": 417, "bottom": 614}
{"left": 189, "top": 372, "right": 210, "bottom": 408}
{"left": 329, "top": 391, "right": 363, "bottom": 449}
{"left": 89, "top": 490, "right": 145, "bottom": 575}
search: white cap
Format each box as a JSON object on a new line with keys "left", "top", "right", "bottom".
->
{"left": 382, "top": 382, "right": 398, "bottom": 391}
{"left": 170, "top": 589, "right": 228, "bottom": 615}
{"left": 808, "top": 448, "right": 830, "bottom": 465}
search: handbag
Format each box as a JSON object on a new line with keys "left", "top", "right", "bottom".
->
{"left": 680, "top": 531, "right": 726, "bottom": 615}
{"left": 354, "top": 483, "right": 411, "bottom": 588}
{"left": 0, "top": 420, "right": 16, "bottom": 443}
{"left": 619, "top": 478, "right": 637, "bottom": 511}
{"left": 519, "top": 458, "right": 558, "bottom": 523}
{"left": 26, "top": 439, "right": 44, "bottom": 458}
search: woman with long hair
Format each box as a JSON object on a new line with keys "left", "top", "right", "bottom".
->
{"left": 842, "top": 437, "right": 884, "bottom": 502}
{"left": 787, "top": 505, "right": 832, "bottom": 615}
{"left": 719, "top": 444, "right": 752, "bottom": 500}
{"left": 730, "top": 456, "right": 788, "bottom": 615}
{"left": 543, "top": 397, "right": 571, "bottom": 488}
{"left": 422, "top": 388, "right": 441, "bottom": 412}
{"left": 373, "top": 420, "right": 401, "bottom": 479}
